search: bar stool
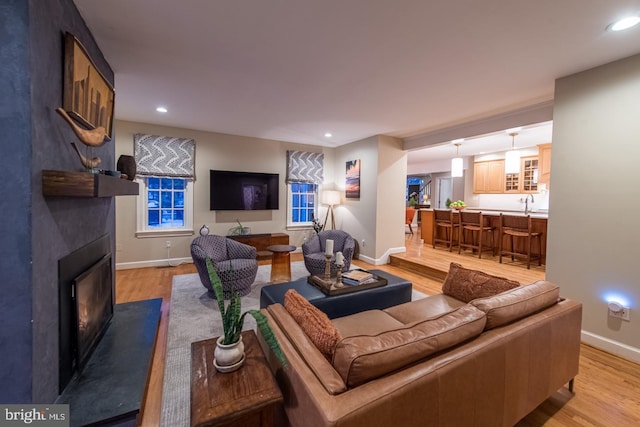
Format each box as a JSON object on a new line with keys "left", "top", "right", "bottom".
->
{"left": 458, "top": 211, "right": 496, "bottom": 258}
{"left": 499, "top": 214, "right": 542, "bottom": 269}
{"left": 432, "top": 209, "right": 459, "bottom": 251}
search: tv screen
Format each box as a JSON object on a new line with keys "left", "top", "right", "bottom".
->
{"left": 73, "top": 254, "right": 113, "bottom": 372}
{"left": 210, "top": 170, "right": 279, "bottom": 210}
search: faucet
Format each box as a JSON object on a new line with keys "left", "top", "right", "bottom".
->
{"left": 524, "top": 194, "right": 535, "bottom": 214}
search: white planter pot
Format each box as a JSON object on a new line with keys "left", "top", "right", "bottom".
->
{"left": 213, "top": 336, "right": 245, "bottom": 373}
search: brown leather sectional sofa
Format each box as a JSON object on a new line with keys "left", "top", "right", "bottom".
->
{"left": 259, "top": 278, "right": 582, "bottom": 427}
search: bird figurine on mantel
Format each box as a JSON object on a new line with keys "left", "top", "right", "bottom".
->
{"left": 56, "top": 107, "right": 111, "bottom": 146}
{"left": 70, "top": 142, "right": 101, "bottom": 169}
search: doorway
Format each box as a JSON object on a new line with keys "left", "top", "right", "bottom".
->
{"left": 437, "top": 177, "right": 452, "bottom": 208}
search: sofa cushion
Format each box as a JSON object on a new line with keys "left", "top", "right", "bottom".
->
{"left": 384, "top": 294, "right": 466, "bottom": 324}
{"left": 284, "top": 289, "right": 342, "bottom": 359}
{"left": 332, "top": 305, "right": 486, "bottom": 387}
{"left": 333, "top": 310, "right": 405, "bottom": 338}
{"left": 470, "top": 280, "right": 560, "bottom": 330}
{"left": 442, "top": 262, "right": 520, "bottom": 303}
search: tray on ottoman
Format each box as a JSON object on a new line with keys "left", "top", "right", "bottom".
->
{"left": 307, "top": 271, "right": 388, "bottom": 296}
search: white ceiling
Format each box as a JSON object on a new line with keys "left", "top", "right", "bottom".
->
{"left": 73, "top": 0, "right": 640, "bottom": 162}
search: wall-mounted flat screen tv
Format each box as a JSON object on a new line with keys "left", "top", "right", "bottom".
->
{"left": 210, "top": 170, "right": 279, "bottom": 210}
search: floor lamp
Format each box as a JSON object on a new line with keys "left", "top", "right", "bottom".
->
{"left": 321, "top": 190, "right": 341, "bottom": 230}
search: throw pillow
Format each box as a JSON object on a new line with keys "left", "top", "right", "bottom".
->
{"left": 284, "top": 289, "right": 342, "bottom": 360}
{"left": 442, "top": 262, "right": 520, "bottom": 303}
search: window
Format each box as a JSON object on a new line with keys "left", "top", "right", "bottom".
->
{"left": 136, "top": 177, "right": 194, "bottom": 236}
{"left": 287, "top": 182, "right": 318, "bottom": 228}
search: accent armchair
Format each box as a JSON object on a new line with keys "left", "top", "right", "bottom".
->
{"left": 191, "top": 235, "right": 258, "bottom": 299}
{"left": 302, "top": 230, "right": 356, "bottom": 276}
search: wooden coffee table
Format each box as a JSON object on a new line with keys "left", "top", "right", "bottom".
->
{"left": 267, "top": 244, "right": 296, "bottom": 284}
{"left": 190, "top": 330, "right": 283, "bottom": 427}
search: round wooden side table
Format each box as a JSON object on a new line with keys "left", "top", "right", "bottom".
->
{"left": 267, "top": 244, "right": 296, "bottom": 284}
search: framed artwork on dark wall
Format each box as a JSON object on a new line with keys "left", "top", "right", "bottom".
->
{"left": 345, "top": 159, "right": 360, "bottom": 199}
{"left": 63, "top": 32, "right": 115, "bottom": 138}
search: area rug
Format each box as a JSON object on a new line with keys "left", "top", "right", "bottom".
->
{"left": 160, "top": 262, "right": 426, "bottom": 426}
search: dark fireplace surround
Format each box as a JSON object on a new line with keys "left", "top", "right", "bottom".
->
{"left": 58, "top": 234, "right": 113, "bottom": 393}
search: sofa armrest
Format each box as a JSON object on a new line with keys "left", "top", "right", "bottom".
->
{"left": 266, "top": 304, "right": 347, "bottom": 395}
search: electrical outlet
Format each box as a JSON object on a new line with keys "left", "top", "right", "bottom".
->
{"left": 609, "top": 306, "right": 630, "bottom": 321}
{"left": 165, "top": 240, "right": 171, "bottom": 248}
{"left": 361, "top": 239, "right": 366, "bottom": 247}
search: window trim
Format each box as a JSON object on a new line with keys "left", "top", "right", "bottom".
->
{"left": 135, "top": 177, "right": 194, "bottom": 237}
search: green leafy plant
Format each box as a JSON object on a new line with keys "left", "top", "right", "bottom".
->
{"left": 311, "top": 214, "right": 324, "bottom": 234}
{"left": 445, "top": 198, "right": 452, "bottom": 208}
{"left": 408, "top": 192, "right": 418, "bottom": 207}
{"left": 206, "top": 258, "right": 287, "bottom": 366}
{"left": 450, "top": 200, "right": 466, "bottom": 209}
{"left": 229, "top": 219, "right": 249, "bottom": 236}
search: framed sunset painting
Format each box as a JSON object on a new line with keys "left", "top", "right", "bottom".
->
{"left": 345, "top": 159, "right": 360, "bottom": 199}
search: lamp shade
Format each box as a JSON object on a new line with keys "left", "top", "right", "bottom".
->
{"left": 321, "top": 190, "right": 341, "bottom": 206}
{"left": 504, "top": 150, "right": 521, "bottom": 174}
{"left": 451, "top": 157, "right": 463, "bottom": 177}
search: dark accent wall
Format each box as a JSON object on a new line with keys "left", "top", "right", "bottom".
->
{"left": 0, "top": 0, "right": 116, "bottom": 403}
{"left": 0, "top": 0, "right": 33, "bottom": 404}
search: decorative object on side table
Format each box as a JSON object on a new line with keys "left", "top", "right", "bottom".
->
{"left": 205, "top": 258, "right": 286, "bottom": 372}
{"left": 199, "top": 224, "right": 209, "bottom": 236}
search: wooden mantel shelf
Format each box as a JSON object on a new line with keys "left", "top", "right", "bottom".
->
{"left": 42, "top": 170, "right": 139, "bottom": 197}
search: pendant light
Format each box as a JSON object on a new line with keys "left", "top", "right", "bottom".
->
{"left": 451, "top": 143, "right": 463, "bottom": 177}
{"left": 504, "top": 132, "right": 521, "bottom": 174}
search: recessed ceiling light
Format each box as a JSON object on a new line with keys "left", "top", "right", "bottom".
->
{"left": 156, "top": 107, "right": 168, "bottom": 113}
{"left": 324, "top": 132, "right": 332, "bottom": 138}
{"left": 608, "top": 16, "right": 640, "bottom": 32}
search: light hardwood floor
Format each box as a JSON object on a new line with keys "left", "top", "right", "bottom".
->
{"left": 116, "top": 234, "right": 640, "bottom": 426}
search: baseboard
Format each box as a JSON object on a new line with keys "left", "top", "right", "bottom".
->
{"left": 581, "top": 330, "right": 640, "bottom": 364}
{"left": 116, "top": 257, "right": 193, "bottom": 270}
{"left": 358, "top": 246, "right": 406, "bottom": 265}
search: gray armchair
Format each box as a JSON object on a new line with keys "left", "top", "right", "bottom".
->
{"left": 302, "top": 230, "right": 355, "bottom": 276}
{"left": 191, "top": 235, "right": 258, "bottom": 299}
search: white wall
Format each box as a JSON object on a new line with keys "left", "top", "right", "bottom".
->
{"left": 335, "top": 135, "right": 407, "bottom": 263}
{"left": 114, "top": 120, "right": 334, "bottom": 268}
{"left": 549, "top": 53, "right": 640, "bottom": 362}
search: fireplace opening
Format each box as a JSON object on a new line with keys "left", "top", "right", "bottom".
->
{"left": 58, "top": 234, "right": 113, "bottom": 394}
{"left": 73, "top": 254, "right": 113, "bottom": 373}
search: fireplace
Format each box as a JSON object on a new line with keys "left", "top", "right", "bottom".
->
{"left": 58, "top": 234, "right": 113, "bottom": 393}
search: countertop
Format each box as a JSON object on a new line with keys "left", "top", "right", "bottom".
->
{"left": 419, "top": 208, "right": 549, "bottom": 219}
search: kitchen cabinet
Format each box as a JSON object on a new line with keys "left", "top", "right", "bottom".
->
{"left": 473, "top": 160, "right": 504, "bottom": 193}
{"left": 521, "top": 157, "right": 539, "bottom": 192}
{"left": 504, "top": 156, "right": 538, "bottom": 193}
{"left": 538, "top": 143, "right": 552, "bottom": 188}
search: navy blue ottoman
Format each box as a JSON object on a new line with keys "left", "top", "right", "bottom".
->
{"left": 259, "top": 269, "right": 412, "bottom": 319}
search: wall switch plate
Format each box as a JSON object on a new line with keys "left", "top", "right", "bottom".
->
{"left": 609, "top": 306, "right": 630, "bottom": 321}
{"left": 165, "top": 240, "right": 171, "bottom": 248}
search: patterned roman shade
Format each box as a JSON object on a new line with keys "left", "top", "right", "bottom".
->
{"left": 286, "top": 150, "right": 324, "bottom": 184}
{"left": 134, "top": 133, "right": 195, "bottom": 178}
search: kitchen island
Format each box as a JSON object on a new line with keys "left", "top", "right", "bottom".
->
{"left": 419, "top": 208, "right": 548, "bottom": 264}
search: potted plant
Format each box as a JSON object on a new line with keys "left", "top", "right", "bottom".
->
{"left": 206, "top": 258, "right": 287, "bottom": 372}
